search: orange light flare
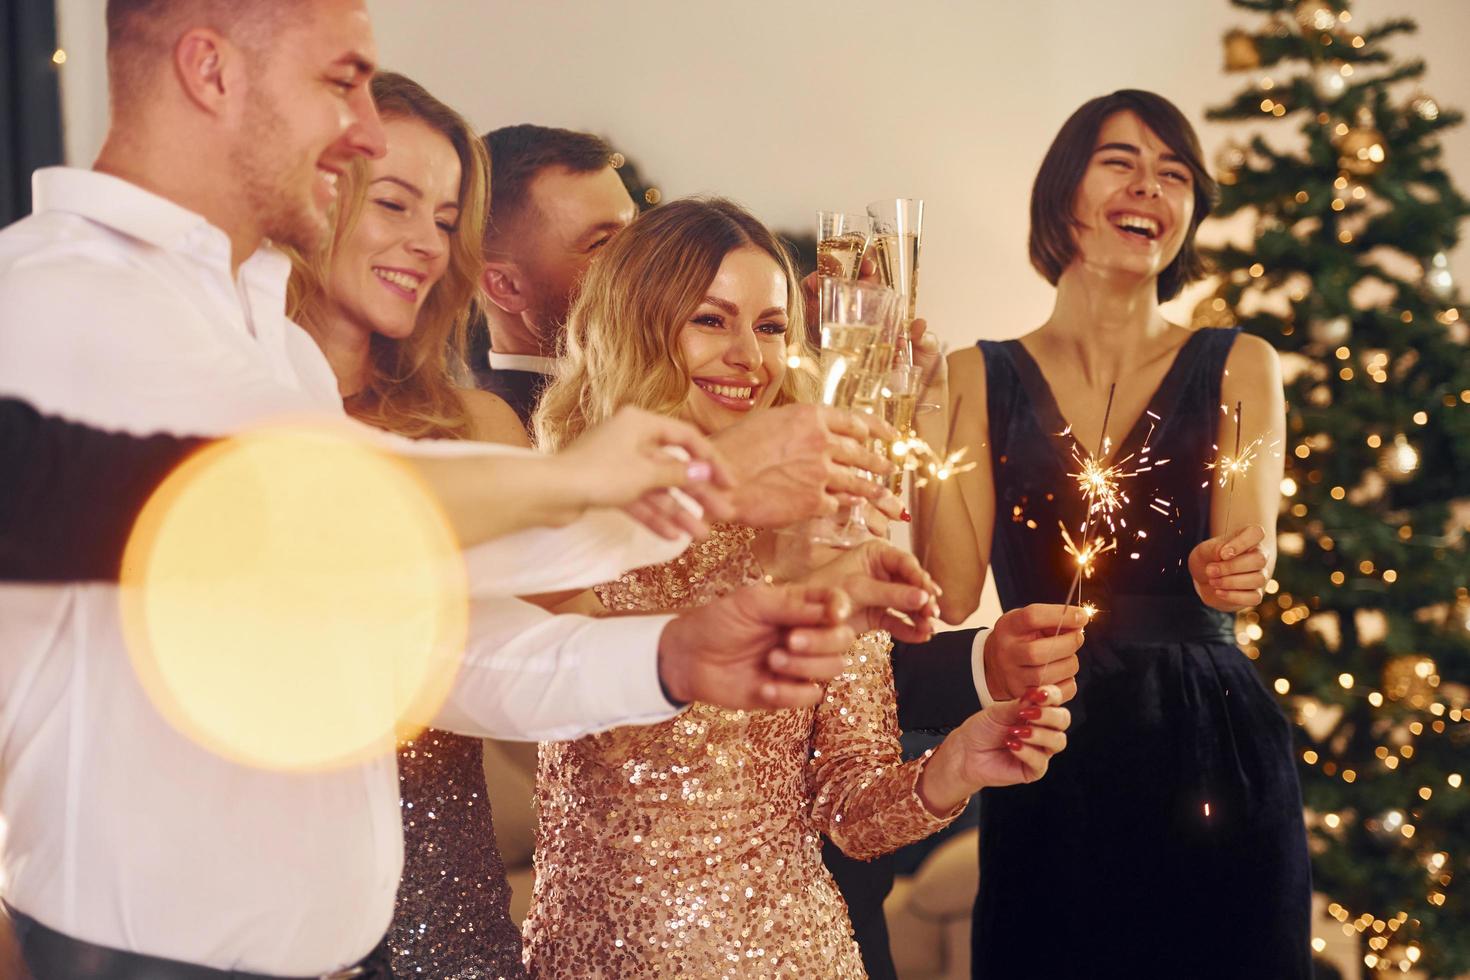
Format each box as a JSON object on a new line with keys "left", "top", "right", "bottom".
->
{"left": 119, "top": 422, "right": 468, "bottom": 773}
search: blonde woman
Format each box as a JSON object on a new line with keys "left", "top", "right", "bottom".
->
{"left": 525, "top": 197, "right": 1071, "bottom": 978}
{"left": 288, "top": 71, "right": 527, "bottom": 978}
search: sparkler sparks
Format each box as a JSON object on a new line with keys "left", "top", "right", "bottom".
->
{"left": 1210, "top": 401, "right": 1263, "bottom": 531}
{"left": 905, "top": 437, "right": 977, "bottom": 487}
{"left": 1059, "top": 521, "right": 1117, "bottom": 579}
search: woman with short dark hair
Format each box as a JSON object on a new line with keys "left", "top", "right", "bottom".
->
{"left": 920, "top": 90, "right": 1311, "bottom": 978}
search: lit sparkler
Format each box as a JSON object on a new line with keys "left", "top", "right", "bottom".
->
{"left": 1054, "top": 384, "right": 1120, "bottom": 635}
{"left": 1059, "top": 521, "right": 1117, "bottom": 579}
{"left": 1209, "top": 400, "right": 1262, "bottom": 532}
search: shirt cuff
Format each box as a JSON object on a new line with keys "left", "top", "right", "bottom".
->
{"left": 579, "top": 612, "right": 688, "bottom": 716}
{"left": 970, "top": 627, "right": 997, "bottom": 709}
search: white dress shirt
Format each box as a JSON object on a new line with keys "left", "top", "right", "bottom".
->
{"left": 486, "top": 350, "right": 556, "bottom": 375}
{"left": 0, "top": 168, "right": 688, "bottom": 974}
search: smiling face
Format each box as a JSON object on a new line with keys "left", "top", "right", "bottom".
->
{"left": 235, "top": 0, "right": 386, "bottom": 253}
{"left": 676, "top": 245, "right": 790, "bottom": 435}
{"left": 1068, "top": 111, "right": 1196, "bottom": 285}
{"left": 323, "top": 115, "right": 461, "bottom": 341}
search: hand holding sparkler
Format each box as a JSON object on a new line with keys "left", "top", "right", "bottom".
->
{"left": 980, "top": 604, "right": 1089, "bottom": 703}
{"left": 1188, "top": 523, "right": 1270, "bottom": 612}
{"left": 1193, "top": 399, "right": 1272, "bottom": 612}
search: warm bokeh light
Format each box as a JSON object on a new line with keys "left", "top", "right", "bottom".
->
{"left": 120, "top": 423, "right": 467, "bottom": 772}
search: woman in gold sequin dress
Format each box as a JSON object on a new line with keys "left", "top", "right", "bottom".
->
{"left": 525, "top": 198, "right": 1071, "bottom": 978}
{"left": 287, "top": 73, "right": 529, "bottom": 979}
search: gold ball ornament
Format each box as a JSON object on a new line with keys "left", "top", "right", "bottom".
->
{"left": 608, "top": 152, "right": 625, "bottom": 169}
{"left": 1410, "top": 93, "right": 1440, "bottom": 122}
{"left": 1382, "top": 655, "right": 1437, "bottom": 707}
{"left": 1453, "top": 593, "right": 1470, "bottom": 634}
{"left": 643, "top": 187, "right": 662, "bottom": 206}
{"left": 1214, "top": 140, "right": 1248, "bottom": 174}
{"left": 1224, "top": 29, "right": 1261, "bottom": 71}
{"left": 1310, "top": 315, "right": 1351, "bottom": 346}
{"left": 1380, "top": 433, "right": 1419, "bottom": 483}
{"left": 1294, "top": 0, "right": 1338, "bottom": 33}
{"left": 1337, "top": 108, "right": 1386, "bottom": 176}
{"left": 1192, "top": 295, "right": 1238, "bottom": 329}
{"left": 1314, "top": 61, "right": 1347, "bottom": 100}
{"left": 1425, "top": 251, "right": 1455, "bottom": 301}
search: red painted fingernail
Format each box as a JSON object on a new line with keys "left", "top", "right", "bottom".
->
{"left": 1005, "top": 738, "right": 1024, "bottom": 752}
{"left": 900, "top": 509, "right": 912, "bottom": 522}
{"left": 1018, "top": 705, "right": 1042, "bottom": 721}
{"left": 1023, "top": 687, "right": 1049, "bottom": 705}
{"left": 1009, "top": 726, "right": 1033, "bottom": 739}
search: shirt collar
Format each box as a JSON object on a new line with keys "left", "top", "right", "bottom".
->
{"left": 487, "top": 351, "right": 556, "bottom": 375}
{"left": 32, "top": 166, "right": 294, "bottom": 298}
{"left": 32, "top": 167, "right": 215, "bottom": 251}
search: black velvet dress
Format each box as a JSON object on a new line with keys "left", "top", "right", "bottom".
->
{"left": 971, "top": 329, "right": 1311, "bottom": 980}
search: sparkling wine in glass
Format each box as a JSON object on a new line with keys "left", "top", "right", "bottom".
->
{"left": 816, "top": 211, "right": 871, "bottom": 280}
{"left": 868, "top": 198, "right": 936, "bottom": 413}
{"left": 813, "top": 277, "right": 900, "bottom": 547}
{"left": 881, "top": 364, "right": 922, "bottom": 495}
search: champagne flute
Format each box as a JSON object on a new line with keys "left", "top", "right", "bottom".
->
{"left": 882, "top": 362, "right": 922, "bottom": 496}
{"left": 813, "top": 277, "right": 900, "bottom": 548}
{"left": 867, "top": 198, "right": 938, "bottom": 413}
{"left": 816, "top": 211, "right": 871, "bottom": 280}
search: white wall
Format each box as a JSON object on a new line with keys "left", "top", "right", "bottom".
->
{"left": 54, "top": 0, "right": 1470, "bottom": 628}
{"left": 56, "top": 0, "right": 1470, "bottom": 344}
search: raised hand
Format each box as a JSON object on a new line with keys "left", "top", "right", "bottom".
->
{"left": 916, "top": 686, "right": 1071, "bottom": 814}
{"left": 711, "top": 404, "right": 898, "bottom": 528}
{"left": 1188, "top": 524, "right": 1270, "bottom": 612}
{"left": 555, "top": 405, "right": 737, "bottom": 539}
{"left": 798, "top": 540, "right": 940, "bottom": 643}
{"left": 656, "top": 583, "right": 858, "bottom": 711}
{"left": 982, "top": 603, "right": 1087, "bottom": 703}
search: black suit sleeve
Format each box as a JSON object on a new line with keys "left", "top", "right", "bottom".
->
{"left": 0, "top": 398, "right": 208, "bottom": 582}
{"left": 891, "top": 628, "right": 986, "bottom": 733}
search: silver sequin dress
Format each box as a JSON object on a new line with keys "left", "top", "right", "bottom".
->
{"left": 521, "top": 525, "right": 962, "bottom": 978}
{"left": 389, "top": 730, "right": 527, "bottom": 979}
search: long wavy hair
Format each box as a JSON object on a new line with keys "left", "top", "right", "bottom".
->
{"left": 534, "top": 197, "right": 816, "bottom": 451}
{"left": 287, "top": 71, "right": 491, "bottom": 439}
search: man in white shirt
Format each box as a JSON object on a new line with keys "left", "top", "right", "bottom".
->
{"left": 0, "top": 1, "right": 930, "bottom": 976}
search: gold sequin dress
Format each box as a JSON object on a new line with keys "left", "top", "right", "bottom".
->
{"left": 521, "top": 525, "right": 963, "bottom": 979}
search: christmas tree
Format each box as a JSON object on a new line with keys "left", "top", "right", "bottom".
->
{"left": 1201, "top": 1, "right": 1470, "bottom": 976}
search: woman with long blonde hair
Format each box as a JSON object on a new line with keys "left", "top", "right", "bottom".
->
{"left": 289, "top": 73, "right": 523, "bottom": 444}
{"left": 287, "top": 71, "right": 528, "bottom": 978}
{"left": 526, "top": 197, "right": 1070, "bottom": 978}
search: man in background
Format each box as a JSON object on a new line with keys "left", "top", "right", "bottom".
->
{"left": 472, "top": 124, "right": 638, "bottom": 426}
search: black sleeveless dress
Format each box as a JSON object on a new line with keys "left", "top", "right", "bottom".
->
{"left": 972, "top": 329, "right": 1311, "bottom": 979}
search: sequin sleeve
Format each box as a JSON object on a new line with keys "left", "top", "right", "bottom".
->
{"left": 807, "top": 630, "right": 966, "bottom": 862}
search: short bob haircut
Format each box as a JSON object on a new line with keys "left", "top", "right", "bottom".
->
{"left": 1028, "top": 89, "right": 1218, "bottom": 302}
